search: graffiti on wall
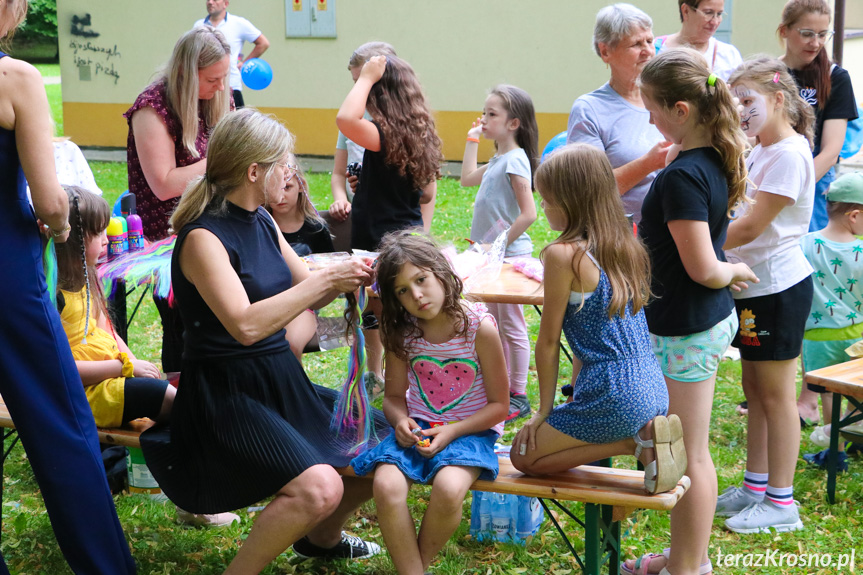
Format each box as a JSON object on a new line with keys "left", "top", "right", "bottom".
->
{"left": 69, "top": 14, "right": 121, "bottom": 85}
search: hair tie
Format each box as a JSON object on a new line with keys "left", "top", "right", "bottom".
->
{"left": 772, "top": 72, "right": 781, "bottom": 83}
{"left": 707, "top": 73, "right": 717, "bottom": 87}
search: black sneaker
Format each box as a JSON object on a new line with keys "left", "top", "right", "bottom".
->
{"left": 292, "top": 532, "right": 381, "bottom": 560}
{"left": 506, "top": 393, "right": 531, "bottom": 421}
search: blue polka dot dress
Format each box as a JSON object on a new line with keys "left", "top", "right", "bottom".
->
{"left": 545, "top": 253, "right": 668, "bottom": 444}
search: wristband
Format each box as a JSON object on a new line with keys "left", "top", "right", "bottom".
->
{"left": 466, "top": 137, "right": 480, "bottom": 143}
{"left": 49, "top": 222, "right": 71, "bottom": 238}
{"left": 119, "top": 352, "right": 134, "bottom": 378}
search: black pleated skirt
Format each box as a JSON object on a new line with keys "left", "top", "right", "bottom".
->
{"left": 140, "top": 348, "right": 390, "bottom": 514}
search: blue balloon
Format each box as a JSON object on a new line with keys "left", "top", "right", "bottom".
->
{"left": 241, "top": 58, "right": 273, "bottom": 90}
{"left": 541, "top": 131, "right": 568, "bottom": 163}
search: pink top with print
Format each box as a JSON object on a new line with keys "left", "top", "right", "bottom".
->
{"left": 405, "top": 302, "right": 504, "bottom": 436}
{"left": 124, "top": 81, "right": 209, "bottom": 241}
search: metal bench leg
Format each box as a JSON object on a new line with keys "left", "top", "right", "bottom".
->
{"left": 828, "top": 392, "right": 842, "bottom": 503}
{"left": 538, "top": 499, "right": 621, "bottom": 575}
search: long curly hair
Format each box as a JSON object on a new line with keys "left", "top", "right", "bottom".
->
{"left": 375, "top": 230, "right": 469, "bottom": 361}
{"left": 366, "top": 56, "right": 443, "bottom": 191}
{"left": 536, "top": 145, "right": 652, "bottom": 316}
{"left": 639, "top": 48, "right": 749, "bottom": 214}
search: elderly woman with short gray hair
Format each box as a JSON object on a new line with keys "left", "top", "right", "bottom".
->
{"left": 567, "top": 3, "right": 669, "bottom": 223}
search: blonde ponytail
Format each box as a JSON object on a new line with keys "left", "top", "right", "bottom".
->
{"left": 169, "top": 107, "right": 295, "bottom": 234}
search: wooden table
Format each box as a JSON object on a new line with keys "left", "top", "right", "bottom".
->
{"left": 803, "top": 357, "right": 863, "bottom": 503}
{"left": 465, "top": 263, "right": 543, "bottom": 305}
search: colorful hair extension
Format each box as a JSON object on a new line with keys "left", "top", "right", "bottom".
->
{"left": 43, "top": 237, "right": 58, "bottom": 306}
{"left": 98, "top": 236, "right": 176, "bottom": 300}
{"left": 330, "top": 287, "right": 377, "bottom": 454}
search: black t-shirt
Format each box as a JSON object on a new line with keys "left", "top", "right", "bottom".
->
{"left": 639, "top": 147, "right": 735, "bottom": 336}
{"left": 788, "top": 65, "right": 858, "bottom": 154}
{"left": 350, "top": 122, "right": 423, "bottom": 251}
{"left": 281, "top": 219, "right": 335, "bottom": 257}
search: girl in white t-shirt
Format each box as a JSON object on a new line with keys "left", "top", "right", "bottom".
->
{"left": 718, "top": 58, "right": 816, "bottom": 533}
{"left": 461, "top": 85, "right": 539, "bottom": 421}
{"left": 350, "top": 230, "right": 508, "bottom": 575}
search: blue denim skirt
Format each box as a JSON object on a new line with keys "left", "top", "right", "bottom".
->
{"left": 350, "top": 419, "right": 499, "bottom": 483}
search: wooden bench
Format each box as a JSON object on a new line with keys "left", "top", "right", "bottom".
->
{"left": 0, "top": 405, "right": 689, "bottom": 575}
{"left": 803, "top": 357, "right": 863, "bottom": 503}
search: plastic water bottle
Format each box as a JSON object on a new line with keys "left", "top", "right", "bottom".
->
{"left": 490, "top": 493, "right": 512, "bottom": 541}
{"left": 479, "top": 491, "right": 491, "bottom": 534}
{"left": 516, "top": 496, "right": 544, "bottom": 541}
{"left": 106, "top": 217, "right": 126, "bottom": 259}
{"left": 127, "top": 214, "right": 144, "bottom": 252}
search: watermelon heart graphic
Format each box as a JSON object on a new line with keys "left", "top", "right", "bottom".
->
{"left": 410, "top": 356, "right": 478, "bottom": 415}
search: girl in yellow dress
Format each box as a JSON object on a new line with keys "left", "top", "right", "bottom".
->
{"left": 56, "top": 186, "right": 175, "bottom": 428}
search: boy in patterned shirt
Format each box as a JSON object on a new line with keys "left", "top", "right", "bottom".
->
{"left": 801, "top": 172, "right": 863, "bottom": 471}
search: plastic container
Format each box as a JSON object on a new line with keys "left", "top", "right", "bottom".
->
{"left": 126, "top": 446, "right": 165, "bottom": 499}
{"left": 470, "top": 490, "right": 544, "bottom": 544}
{"left": 127, "top": 214, "right": 144, "bottom": 252}
{"left": 120, "top": 216, "right": 129, "bottom": 252}
{"left": 106, "top": 217, "right": 126, "bottom": 259}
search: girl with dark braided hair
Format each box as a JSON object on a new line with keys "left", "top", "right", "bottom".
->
{"left": 55, "top": 186, "right": 176, "bottom": 429}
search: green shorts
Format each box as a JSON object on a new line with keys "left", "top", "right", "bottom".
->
{"left": 803, "top": 338, "right": 860, "bottom": 393}
{"left": 651, "top": 311, "right": 738, "bottom": 383}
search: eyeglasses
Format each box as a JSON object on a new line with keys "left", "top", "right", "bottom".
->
{"left": 795, "top": 28, "right": 834, "bottom": 42}
{"left": 691, "top": 6, "right": 725, "bottom": 21}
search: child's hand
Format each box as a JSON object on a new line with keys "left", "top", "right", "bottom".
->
{"left": 360, "top": 55, "right": 387, "bottom": 84}
{"left": 133, "top": 359, "right": 162, "bottom": 379}
{"left": 467, "top": 117, "right": 483, "bottom": 140}
{"left": 415, "top": 425, "right": 454, "bottom": 458}
{"left": 513, "top": 412, "right": 547, "bottom": 456}
{"left": 728, "top": 262, "right": 759, "bottom": 292}
{"left": 395, "top": 417, "right": 421, "bottom": 448}
{"left": 328, "top": 199, "right": 351, "bottom": 222}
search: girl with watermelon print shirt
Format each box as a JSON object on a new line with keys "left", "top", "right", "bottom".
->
{"left": 350, "top": 230, "right": 508, "bottom": 575}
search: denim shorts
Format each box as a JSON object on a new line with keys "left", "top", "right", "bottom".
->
{"left": 803, "top": 338, "right": 861, "bottom": 393}
{"left": 349, "top": 419, "right": 499, "bottom": 483}
{"left": 651, "top": 311, "right": 738, "bottom": 383}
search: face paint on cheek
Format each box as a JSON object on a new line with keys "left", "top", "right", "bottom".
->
{"left": 733, "top": 86, "right": 768, "bottom": 137}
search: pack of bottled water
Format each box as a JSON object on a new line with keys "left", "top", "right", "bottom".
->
{"left": 468, "top": 490, "right": 544, "bottom": 543}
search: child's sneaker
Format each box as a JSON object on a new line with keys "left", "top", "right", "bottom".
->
{"left": 506, "top": 393, "right": 531, "bottom": 421}
{"left": 715, "top": 485, "right": 763, "bottom": 517}
{"left": 724, "top": 500, "right": 803, "bottom": 534}
{"left": 803, "top": 448, "right": 849, "bottom": 472}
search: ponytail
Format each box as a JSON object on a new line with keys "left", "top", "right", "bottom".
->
{"left": 639, "top": 48, "right": 749, "bottom": 214}
{"left": 168, "top": 108, "right": 295, "bottom": 234}
{"left": 169, "top": 176, "right": 221, "bottom": 234}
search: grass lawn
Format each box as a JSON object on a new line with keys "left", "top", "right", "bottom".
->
{"left": 5, "top": 74, "right": 862, "bottom": 575}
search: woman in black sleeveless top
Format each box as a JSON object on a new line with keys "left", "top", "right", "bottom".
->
{"left": 141, "top": 108, "right": 389, "bottom": 573}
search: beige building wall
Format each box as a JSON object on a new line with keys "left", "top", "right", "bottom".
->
{"left": 59, "top": 0, "right": 793, "bottom": 160}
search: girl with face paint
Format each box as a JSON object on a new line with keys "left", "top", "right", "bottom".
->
{"left": 719, "top": 58, "right": 816, "bottom": 534}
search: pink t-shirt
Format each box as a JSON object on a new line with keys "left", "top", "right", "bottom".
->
{"left": 405, "top": 302, "right": 504, "bottom": 436}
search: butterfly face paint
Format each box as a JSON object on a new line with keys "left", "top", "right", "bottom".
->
{"left": 733, "top": 85, "right": 768, "bottom": 137}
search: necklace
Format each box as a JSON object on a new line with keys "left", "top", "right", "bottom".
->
{"left": 763, "top": 129, "right": 795, "bottom": 147}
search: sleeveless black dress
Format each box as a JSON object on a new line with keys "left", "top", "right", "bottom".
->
{"left": 140, "top": 201, "right": 389, "bottom": 513}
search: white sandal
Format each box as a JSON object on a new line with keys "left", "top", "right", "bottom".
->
{"left": 633, "top": 415, "right": 687, "bottom": 494}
